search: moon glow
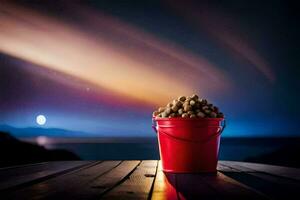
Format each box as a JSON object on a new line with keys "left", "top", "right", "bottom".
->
{"left": 36, "top": 115, "right": 46, "bottom": 125}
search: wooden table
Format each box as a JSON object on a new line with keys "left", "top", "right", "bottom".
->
{"left": 1, "top": 160, "right": 300, "bottom": 199}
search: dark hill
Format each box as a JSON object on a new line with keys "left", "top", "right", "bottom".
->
{"left": 0, "top": 131, "right": 80, "bottom": 168}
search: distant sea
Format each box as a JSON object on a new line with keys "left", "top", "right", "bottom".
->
{"left": 20, "top": 137, "right": 299, "bottom": 161}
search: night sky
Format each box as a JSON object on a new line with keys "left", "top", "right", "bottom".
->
{"left": 0, "top": 0, "right": 299, "bottom": 137}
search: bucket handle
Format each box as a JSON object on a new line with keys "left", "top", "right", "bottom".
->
{"left": 152, "top": 118, "right": 226, "bottom": 143}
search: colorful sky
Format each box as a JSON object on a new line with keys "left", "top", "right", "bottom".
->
{"left": 0, "top": 0, "right": 299, "bottom": 137}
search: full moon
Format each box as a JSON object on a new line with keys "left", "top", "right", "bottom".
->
{"left": 36, "top": 115, "right": 46, "bottom": 125}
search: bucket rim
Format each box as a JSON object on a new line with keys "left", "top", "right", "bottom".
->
{"left": 153, "top": 117, "right": 224, "bottom": 121}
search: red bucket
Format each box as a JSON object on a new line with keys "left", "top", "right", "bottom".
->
{"left": 152, "top": 117, "right": 225, "bottom": 173}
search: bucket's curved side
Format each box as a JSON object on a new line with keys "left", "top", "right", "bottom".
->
{"left": 156, "top": 118, "right": 225, "bottom": 142}
{"left": 158, "top": 131, "right": 221, "bottom": 173}
{"left": 153, "top": 117, "right": 225, "bottom": 173}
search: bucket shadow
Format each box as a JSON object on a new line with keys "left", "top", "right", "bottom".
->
{"left": 222, "top": 171, "right": 300, "bottom": 199}
{"left": 163, "top": 172, "right": 220, "bottom": 199}
{"left": 162, "top": 171, "right": 275, "bottom": 199}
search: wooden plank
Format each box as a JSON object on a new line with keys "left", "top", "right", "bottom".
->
{"left": 221, "top": 161, "right": 300, "bottom": 181}
{"left": 151, "top": 161, "right": 178, "bottom": 200}
{"left": 220, "top": 161, "right": 300, "bottom": 185}
{"left": 220, "top": 171, "right": 300, "bottom": 200}
{"left": 3, "top": 161, "right": 120, "bottom": 200}
{"left": 63, "top": 160, "right": 140, "bottom": 199}
{"left": 0, "top": 162, "right": 47, "bottom": 171}
{"left": 220, "top": 168, "right": 300, "bottom": 199}
{"left": 3, "top": 160, "right": 298, "bottom": 199}
{"left": 201, "top": 172, "right": 269, "bottom": 200}
{"left": 217, "top": 163, "right": 239, "bottom": 172}
{"left": 217, "top": 161, "right": 300, "bottom": 199}
{"left": 175, "top": 173, "right": 218, "bottom": 200}
{"left": 219, "top": 161, "right": 256, "bottom": 172}
{"left": 248, "top": 172, "right": 300, "bottom": 185}
{"left": 152, "top": 161, "right": 266, "bottom": 200}
{"left": 175, "top": 171, "right": 267, "bottom": 200}
{"left": 0, "top": 162, "right": 49, "bottom": 182}
{"left": 101, "top": 160, "right": 157, "bottom": 200}
{"left": 248, "top": 172, "right": 300, "bottom": 198}
{"left": 0, "top": 161, "right": 92, "bottom": 191}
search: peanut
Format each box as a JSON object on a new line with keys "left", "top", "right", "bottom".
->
{"left": 190, "top": 114, "right": 196, "bottom": 118}
{"left": 217, "top": 112, "right": 224, "bottom": 118}
{"left": 169, "top": 113, "right": 176, "bottom": 118}
{"left": 213, "top": 106, "right": 219, "bottom": 113}
{"left": 154, "top": 95, "right": 224, "bottom": 119}
{"left": 171, "top": 105, "right": 179, "bottom": 112}
{"left": 185, "top": 97, "right": 191, "bottom": 102}
{"left": 174, "top": 100, "right": 182, "bottom": 107}
{"left": 210, "top": 112, "right": 217, "bottom": 118}
{"left": 165, "top": 107, "right": 172, "bottom": 115}
{"left": 178, "top": 108, "right": 184, "bottom": 115}
{"left": 194, "top": 102, "right": 201, "bottom": 109}
{"left": 187, "top": 111, "right": 194, "bottom": 115}
{"left": 207, "top": 104, "right": 214, "bottom": 110}
{"left": 178, "top": 96, "right": 186, "bottom": 102}
{"left": 158, "top": 107, "right": 165, "bottom": 112}
{"left": 197, "top": 111, "right": 205, "bottom": 118}
{"left": 161, "top": 112, "right": 168, "bottom": 118}
{"left": 167, "top": 103, "right": 173, "bottom": 107}
{"left": 191, "top": 94, "right": 199, "bottom": 100}
{"left": 182, "top": 113, "right": 189, "bottom": 118}
{"left": 153, "top": 111, "right": 159, "bottom": 117}
{"left": 199, "top": 99, "right": 207, "bottom": 105}
{"left": 202, "top": 106, "right": 209, "bottom": 110}
{"left": 189, "top": 100, "right": 196, "bottom": 106}
{"left": 204, "top": 109, "right": 211, "bottom": 115}
{"left": 184, "top": 104, "right": 192, "bottom": 112}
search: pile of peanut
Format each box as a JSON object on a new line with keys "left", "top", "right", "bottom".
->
{"left": 153, "top": 95, "right": 224, "bottom": 118}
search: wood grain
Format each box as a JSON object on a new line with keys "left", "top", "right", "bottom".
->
{"left": 151, "top": 161, "right": 178, "bottom": 200}
{"left": 0, "top": 161, "right": 92, "bottom": 191}
{"left": 74, "top": 160, "right": 140, "bottom": 199}
{"left": 101, "top": 160, "right": 157, "bottom": 200}
{"left": 175, "top": 173, "right": 218, "bottom": 200}
{"left": 221, "top": 161, "right": 300, "bottom": 181}
{"left": 201, "top": 172, "right": 268, "bottom": 200}
{"left": 1, "top": 160, "right": 300, "bottom": 200}
{"left": 217, "top": 163, "right": 239, "bottom": 172}
{"left": 220, "top": 162, "right": 300, "bottom": 199}
{"left": 3, "top": 161, "right": 116, "bottom": 200}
